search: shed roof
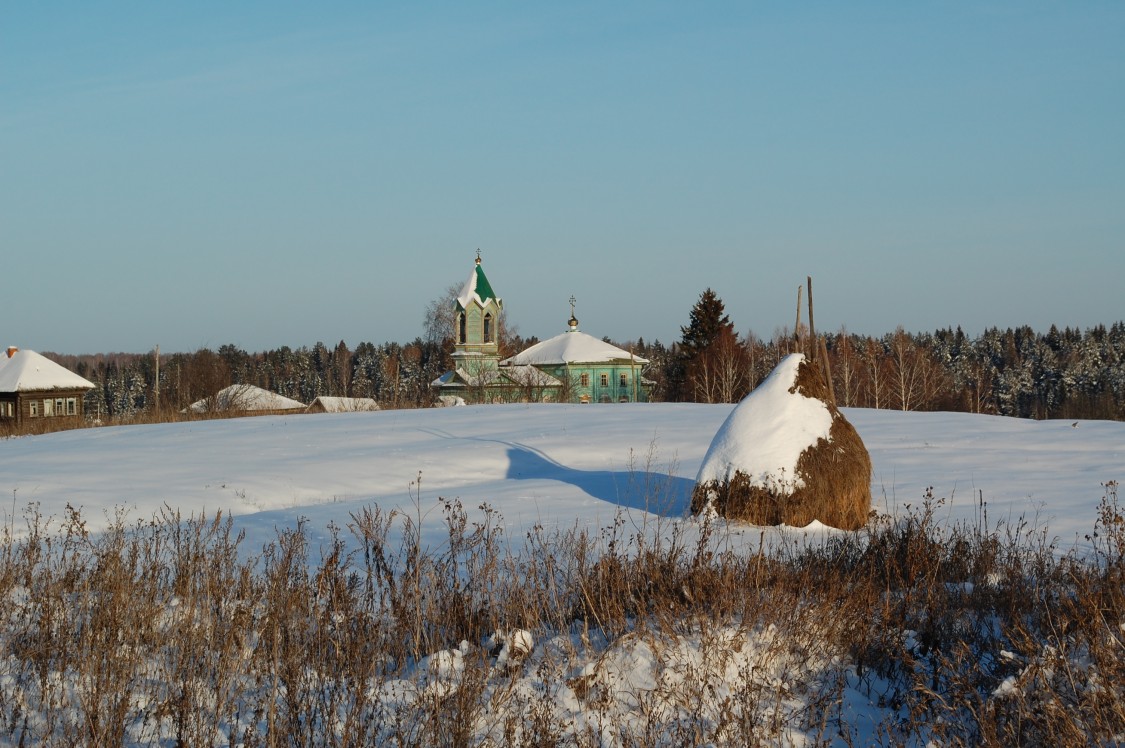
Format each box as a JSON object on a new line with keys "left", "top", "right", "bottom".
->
{"left": 188, "top": 384, "right": 305, "bottom": 413}
{"left": 306, "top": 396, "right": 380, "bottom": 413}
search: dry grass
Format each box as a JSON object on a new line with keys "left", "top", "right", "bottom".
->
{"left": 0, "top": 482, "right": 1121, "bottom": 746}
{"left": 693, "top": 357, "right": 872, "bottom": 530}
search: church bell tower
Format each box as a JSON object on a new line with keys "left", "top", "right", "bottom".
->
{"left": 451, "top": 252, "right": 504, "bottom": 381}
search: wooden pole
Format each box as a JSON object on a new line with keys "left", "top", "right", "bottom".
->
{"left": 794, "top": 285, "right": 803, "bottom": 348}
{"left": 807, "top": 276, "right": 837, "bottom": 406}
{"left": 819, "top": 336, "right": 837, "bottom": 406}
{"left": 806, "top": 276, "right": 816, "bottom": 360}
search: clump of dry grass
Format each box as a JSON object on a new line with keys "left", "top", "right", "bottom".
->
{"left": 0, "top": 481, "right": 1121, "bottom": 745}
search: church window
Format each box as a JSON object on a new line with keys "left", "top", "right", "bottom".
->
{"left": 580, "top": 373, "right": 590, "bottom": 387}
{"left": 458, "top": 313, "right": 467, "bottom": 344}
{"left": 619, "top": 373, "right": 628, "bottom": 388}
{"left": 600, "top": 373, "right": 609, "bottom": 387}
{"left": 483, "top": 313, "right": 493, "bottom": 343}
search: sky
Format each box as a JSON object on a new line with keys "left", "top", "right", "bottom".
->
{"left": 3, "top": 2, "right": 1123, "bottom": 355}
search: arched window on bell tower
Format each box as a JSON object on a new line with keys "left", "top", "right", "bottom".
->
{"left": 458, "top": 312, "right": 467, "bottom": 344}
{"left": 483, "top": 313, "right": 493, "bottom": 343}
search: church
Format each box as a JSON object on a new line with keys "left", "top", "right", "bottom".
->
{"left": 432, "top": 255, "right": 651, "bottom": 404}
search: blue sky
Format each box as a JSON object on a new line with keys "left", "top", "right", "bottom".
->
{"left": 3, "top": 2, "right": 1123, "bottom": 354}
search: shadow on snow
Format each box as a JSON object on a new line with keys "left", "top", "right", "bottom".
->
{"left": 504, "top": 444, "right": 693, "bottom": 518}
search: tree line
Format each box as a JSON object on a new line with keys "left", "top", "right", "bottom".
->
{"left": 44, "top": 290, "right": 1125, "bottom": 422}
{"left": 645, "top": 289, "right": 1125, "bottom": 421}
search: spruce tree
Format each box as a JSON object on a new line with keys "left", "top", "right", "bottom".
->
{"left": 667, "top": 289, "right": 738, "bottom": 401}
{"left": 680, "top": 288, "right": 734, "bottom": 354}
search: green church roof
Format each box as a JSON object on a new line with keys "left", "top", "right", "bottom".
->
{"left": 473, "top": 264, "right": 497, "bottom": 304}
{"left": 456, "top": 256, "right": 502, "bottom": 310}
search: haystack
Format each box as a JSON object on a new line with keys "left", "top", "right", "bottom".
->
{"left": 691, "top": 353, "right": 871, "bottom": 530}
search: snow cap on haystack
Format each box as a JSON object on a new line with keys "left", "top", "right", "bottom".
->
{"left": 691, "top": 353, "right": 871, "bottom": 530}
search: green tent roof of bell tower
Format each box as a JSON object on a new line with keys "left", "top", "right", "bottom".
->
{"left": 456, "top": 254, "right": 502, "bottom": 311}
{"left": 474, "top": 263, "right": 497, "bottom": 305}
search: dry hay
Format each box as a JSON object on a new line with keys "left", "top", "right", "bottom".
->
{"left": 691, "top": 357, "right": 872, "bottom": 530}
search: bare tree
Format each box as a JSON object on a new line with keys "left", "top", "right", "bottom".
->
{"left": 424, "top": 282, "right": 462, "bottom": 347}
{"left": 860, "top": 338, "right": 889, "bottom": 410}
{"left": 889, "top": 327, "right": 924, "bottom": 411}
{"left": 690, "top": 328, "right": 750, "bottom": 404}
{"left": 833, "top": 328, "right": 859, "bottom": 407}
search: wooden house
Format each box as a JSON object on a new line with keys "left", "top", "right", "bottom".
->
{"left": 0, "top": 347, "right": 96, "bottom": 428}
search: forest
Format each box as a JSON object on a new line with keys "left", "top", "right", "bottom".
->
{"left": 44, "top": 289, "right": 1125, "bottom": 423}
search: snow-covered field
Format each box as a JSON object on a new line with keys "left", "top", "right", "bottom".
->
{"left": 1, "top": 404, "right": 1122, "bottom": 746}
{"left": 2, "top": 403, "right": 1121, "bottom": 552}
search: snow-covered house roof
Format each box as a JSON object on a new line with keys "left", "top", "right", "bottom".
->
{"left": 305, "top": 396, "right": 380, "bottom": 413}
{"left": 431, "top": 365, "right": 561, "bottom": 391}
{"left": 0, "top": 349, "right": 95, "bottom": 392}
{"left": 188, "top": 385, "right": 305, "bottom": 413}
{"left": 500, "top": 330, "right": 648, "bottom": 367}
{"left": 500, "top": 365, "right": 562, "bottom": 388}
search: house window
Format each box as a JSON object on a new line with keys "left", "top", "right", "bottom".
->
{"left": 580, "top": 373, "right": 590, "bottom": 387}
{"left": 483, "top": 313, "right": 493, "bottom": 343}
{"left": 55, "top": 399, "right": 65, "bottom": 416}
{"left": 66, "top": 398, "right": 77, "bottom": 416}
{"left": 619, "top": 373, "right": 628, "bottom": 388}
{"left": 30, "top": 401, "right": 39, "bottom": 417}
{"left": 600, "top": 373, "right": 609, "bottom": 387}
{"left": 43, "top": 399, "right": 54, "bottom": 417}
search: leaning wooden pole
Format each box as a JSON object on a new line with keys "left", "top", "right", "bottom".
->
{"left": 806, "top": 276, "right": 817, "bottom": 361}
{"left": 820, "top": 336, "right": 837, "bottom": 406}
{"left": 806, "top": 275, "right": 837, "bottom": 406}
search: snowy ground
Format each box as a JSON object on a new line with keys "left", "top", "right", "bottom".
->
{"left": 1, "top": 404, "right": 1122, "bottom": 746}
{"left": 2, "top": 403, "right": 1121, "bottom": 554}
